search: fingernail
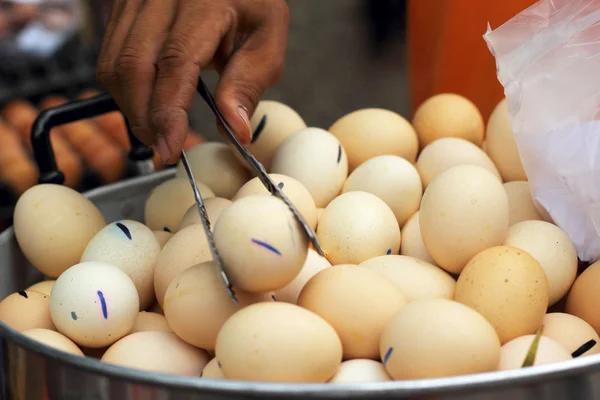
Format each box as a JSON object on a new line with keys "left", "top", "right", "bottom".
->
{"left": 153, "top": 134, "right": 171, "bottom": 163}
{"left": 237, "top": 105, "right": 252, "bottom": 143}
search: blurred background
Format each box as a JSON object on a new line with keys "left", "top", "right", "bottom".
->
{"left": 0, "top": 0, "right": 535, "bottom": 230}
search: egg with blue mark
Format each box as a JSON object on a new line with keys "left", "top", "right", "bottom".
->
{"left": 80, "top": 220, "right": 160, "bottom": 310}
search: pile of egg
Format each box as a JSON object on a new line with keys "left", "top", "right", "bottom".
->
{"left": 3, "top": 93, "right": 600, "bottom": 384}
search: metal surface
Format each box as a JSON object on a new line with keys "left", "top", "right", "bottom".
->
{"left": 2, "top": 170, "right": 600, "bottom": 399}
{"left": 196, "top": 78, "right": 324, "bottom": 257}
{"left": 179, "top": 151, "right": 237, "bottom": 303}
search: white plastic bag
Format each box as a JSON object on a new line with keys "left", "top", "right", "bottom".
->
{"left": 484, "top": 0, "right": 600, "bottom": 262}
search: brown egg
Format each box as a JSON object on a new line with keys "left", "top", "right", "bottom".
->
{"left": 503, "top": 181, "right": 544, "bottom": 226}
{"left": 328, "top": 108, "right": 419, "bottom": 170}
{"left": 0, "top": 291, "right": 55, "bottom": 332}
{"left": 498, "top": 335, "right": 571, "bottom": 370}
{"left": 203, "top": 357, "right": 225, "bottom": 379}
{"left": 454, "top": 246, "right": 549, "bottom": 344}
{"left": 328, "top": 359, "right": 391, "bottom": 383}
{"left": 215, "top": 302, "right": 342, "bottom": 382}
{"left": 317, "top": 191, "right": 401, "bottom": 265}
{"left": 14, "top": 184, "right": 106, "bottom": 278}
{"left": 178, "top": 197, "right": 233, "bottom": 231}
{"left": 380, "top": 299, "right": 500, "bottom": 380}
{"left": 152, "top": 230, "right": 173, "bottom": 249}
{"left": 342, "top": 155, "right": 422, "bottom": 227}
{"left": 175, "top": 142, "right": 251, "bottom": 199}
{"left": 566, "top": 260, "right": 600, "bottom": 333}
{"left": 274, "top": 249, "right": 332, "bottom": 304}
{"left": 416, "top": 137, "right": 501, "bottom": 188}
{"left": 298, "top": 265, "right": 407, "bottom": 359}
{"left": 242, "top": 100, "right": 307, "bottom": 171}
{"left": 360, "top": 255, "right": 455, "bottom": 302}
{"left": 420, "top": 165, "right": 509, "bottom": 274}
{"left": 27, "top": 280, "right": 56, "bottom": 296}
{"left": 542, "top": 313, "right": 600, "bottom": 357}
{"left": 130, "top": 311, "right": 172, "bottom": 334}
{"left": 101, "top": 331, "right": 210, "bottom": 376}
{"left": 504, "top": 221, "right": 577, "bottom": 306}
{"left": 153, "top": 225, "right": 213, "bottom": 307}
{"left": 22, "top": 329, "right": 83, "bottom": 356}
{"left": 400, "top": 211, "right": 436, "bottom": 265}
{"left": 412, "top": 93, "right": 484, "bottom": 148}
{"left": 233, "top": 174, "right": 317, "bottom": 230}
{"left": 144, "top": 177, "right": 215, "bottom": 233}
{"left": 486, "top": 99, "right": 527, "bottom": 182}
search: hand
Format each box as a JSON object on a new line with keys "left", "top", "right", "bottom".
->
{"left": 96, "top": 0, "right": 289, "bottom": 164}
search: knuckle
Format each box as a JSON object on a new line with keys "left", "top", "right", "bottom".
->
{"left": 95, "top": 62, "right": 115, "bottom": 88}
{"left": 115, "top": 49, "right": 145, "bottom": 79}
{"left": 158, "top": 35, "right": 192, "bottom": 69}
{"left": 234, "top": 79, "right": 263, "bottom": 109}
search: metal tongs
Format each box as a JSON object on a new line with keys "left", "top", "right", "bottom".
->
{"left": 179, "top": 77, "right": 324, "bottom": 304}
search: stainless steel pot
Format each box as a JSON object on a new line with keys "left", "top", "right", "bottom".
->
{"left": 2, "top": 90, "right": 600, "bottom": 400}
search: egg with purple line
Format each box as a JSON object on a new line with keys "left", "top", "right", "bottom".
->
{"left": 49, "top": 261, "right": 139, "bottom": 348}
{"left": 213, "top": 195, "right": 309, "bottom": 293}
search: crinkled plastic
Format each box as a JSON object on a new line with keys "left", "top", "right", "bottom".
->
{"left": 484, "top": 0, "right": 600, "bottom": 262}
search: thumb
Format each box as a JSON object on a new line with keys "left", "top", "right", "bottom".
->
{"left": 214, "top": 35, "right": 286, "bottom": 145}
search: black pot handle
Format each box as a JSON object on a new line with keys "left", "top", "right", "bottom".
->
{"left": 30, "top": 93, "right": 155, "bottom": 185}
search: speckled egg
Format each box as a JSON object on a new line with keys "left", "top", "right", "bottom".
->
{"left": 213, "top": 195, "right": 309, "bottom": 293}
{"left": 328, "top": 108, "right": 419, "bottom": 170}
{"left": 144, "top": 177, "right": 215, "bottom": 233}
{"left": 175, "top": 142, "right": 251, "bottom": 199}
{"left": 420, "top": 165, "right": 509, "bottom": 274}
{"left": 153, "top": 224, "right": 213, "bottom": 307}
{"left": 50, "top": 261, "right": 139, "bottom": 348}
{"left": 13, "top": 184, "right": 106, "bottom": 278}
{"left": 342, "top": 155, "right": 422, "bottom": 227}
{"left": 317, "top": 191, "right": 400, "bottom": 265}
{"left": 81, "top": 220, "right": 161, "bottom": 310}
{"left": 271, "top": 127, "right": 348, "bottom": 207}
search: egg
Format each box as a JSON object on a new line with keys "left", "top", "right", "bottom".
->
{"left": 317, "top": 191, "right": 401, "bottom": 265}
{"left": 13, "top": 184, "right": 106, "bottom": 278}
{"left": 416, "top": 137, "right": 501, "bottom": 188}
{"left": 130, "top": 311, "right": 172, "bottom": 334}
{"left": 328, "top": 359, "right": 391, "bottom": 383}
{"left": 0, "top": 290, "right": 54, "bottom": 332}
{"left": 454, "top": 246, "right": 549, "bottom": 344}
{"left": 503, "top": 221, "right": 577, "bottom": 306}
{"left": 380, "top": 299, "right": 501, "bottom": 380}
{"left": 360, "top": 255, "right": 455, "bottom": 302}
{"left": 298, "top": 265, "right": 407, "bottom": 359}
{"left": 22, "top": 328, "right": 83, "bottom": 356}
{"left": 213, "top": 195, "right": 309, "bottom": 293}
{"left": 163, "top": 261, "right": 270, "bottom": 350}
{"left": 498, "top": 335, "right": 571, "bottom": 370}
{"left": 101, "top": 331, "right": 210, "bottom": 376}
{"left": 178, "top": 197, "right": 232, "bottom": 231}
{"left": 412, "top": 93, "right": 484, "bottom": 148}
{"left": 233, "top": 174, "right": 317, "bottom": 230}
{"left": 486, "top": 98, "right": 527, "bottom": 182}
{"left": 215, "top": 302, "right": 342, "bottom": 382}
{"left": 50, "top": 261, "right": 139, "bottom": 348}
{"left": 271, "top": 127, "right": 348, "bottom": 207}
{"left": 144, "top": 177, "right": 215, "bottom": 233}
{"left": 566, "top": 260, "right": 600, "bottom": 333}
{"left": 80, "top": 220, "right": 161, "bottom": 310}
{"left": 153, "top": 224, "right": 213, "bottom": 307}
{"left": 542, "top": 313, "right": 600, "bottom": 357}
{"left": 242, "top": 100, "right": 307, "bottom": 171}
{"left": 400, "top": 211, "right": 436, "bottom": 265}
{"left": 274, "top": 249, "right": 332, "bottom": 304}
{"left": 503, "top": 181, "right": 544, "bottom": 226}
{"left": 203, "top": 357, "right": 225, "bottom": 379}
{"left": 328, "top": 108, "right": 419, "bottom": 170}
{"left": 175, "top": 142, "right": 251, "bottom": 199}
{"left": 419, "top": 165, "right": 509, "bottom": 274}
{"left": 27, "top": 280, "right": 56, "bottom": 296}
{"left": 152, "top": 230, "right": 173, "bottom": 249}
{"left": 342, "top": 155, "right": 422, "bottom": 227}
